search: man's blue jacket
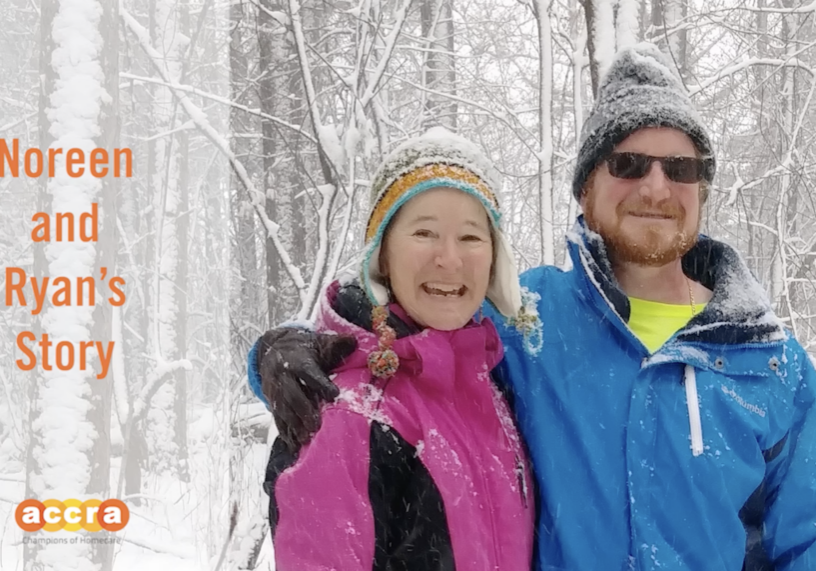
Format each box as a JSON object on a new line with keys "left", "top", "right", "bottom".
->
{"left": 484, "top": 218, "right": 816, "bottom": 571}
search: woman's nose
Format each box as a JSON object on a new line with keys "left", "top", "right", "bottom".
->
{"left": 434, "top": 238, "right": 464, "bottom": 270}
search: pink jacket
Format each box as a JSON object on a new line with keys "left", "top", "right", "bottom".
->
{"left": 271, "top": 281, "right": 534, "bottom": 570}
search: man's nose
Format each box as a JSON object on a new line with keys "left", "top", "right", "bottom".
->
{"left": 637, "top": 160, "right": 671, "bottom": 203}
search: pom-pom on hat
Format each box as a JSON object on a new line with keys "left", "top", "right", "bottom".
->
{"left": 361, "top": 127, "right": 522, "bottom": 319}
{"left": 572, "top": 42, "right": 716, "bottom": 200}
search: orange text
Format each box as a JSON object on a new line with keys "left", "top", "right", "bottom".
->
{"left": 0, "top": 139, "right": 132, "bottom": 178}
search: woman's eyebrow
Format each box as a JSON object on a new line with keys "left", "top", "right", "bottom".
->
{"left": 464, "top": 219, "right": 489, "bottom": 230}
{"left": 407, "top": 215, "right": 438, "bottom": 224}
{"left": 406, "top": 215, "right": 487, "bottom": 230}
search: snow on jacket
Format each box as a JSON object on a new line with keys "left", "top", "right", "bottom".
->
{"left": 484, "top": 216, "right": 816, "bottom": 571}
{"left": 265, "top": 281, "right": 534, "bottom": 571}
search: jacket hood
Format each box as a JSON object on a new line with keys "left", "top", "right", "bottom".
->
{"left": 315, "top": 280, "right": 505, "bottom": 375}
{"left": 567, "top": 216, "right": 787, "bottom": 346}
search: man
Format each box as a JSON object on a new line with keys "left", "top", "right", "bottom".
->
{"left": 249, "top": 43, "right": 816, "bottom": 570}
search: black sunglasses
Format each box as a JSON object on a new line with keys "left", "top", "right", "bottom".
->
{"left": 605, "top": 152, "right": 713, "bottom": 184}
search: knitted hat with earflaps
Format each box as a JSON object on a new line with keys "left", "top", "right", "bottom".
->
{"left": 572, "top": 42, "right": 716, "bottom": 201}
{"left": 362, "top": 126, "right": 522, "bottom": 321}
{"left": 361, "top": 128, "right": 526, "bottom": 378}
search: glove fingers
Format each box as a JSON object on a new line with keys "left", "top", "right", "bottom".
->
{"left": 315, "top": 334, "right": 357, "bottom": 371}
{"left": 298, "top": 359, "right": 341, "bottom": 402}
{"left": 257, "top": 327, "right": 351, "bottom": 452}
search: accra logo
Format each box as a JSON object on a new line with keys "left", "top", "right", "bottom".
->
{"left": 15, "top": 499, "right": 129, "bottom": 532}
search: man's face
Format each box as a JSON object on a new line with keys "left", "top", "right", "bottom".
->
{"left": 581, "top": 127, "right": 702, "bottom": 267}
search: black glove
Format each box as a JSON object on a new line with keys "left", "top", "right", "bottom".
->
{"left": 257, "top": 328, "right": 357, "bottom": 452}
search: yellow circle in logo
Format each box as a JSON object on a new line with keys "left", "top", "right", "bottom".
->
{"left": 41, "top": 499, "right": 66, "bottom": 532}
{"left": 61, "top": 498, "right": 84, "bottom": 532}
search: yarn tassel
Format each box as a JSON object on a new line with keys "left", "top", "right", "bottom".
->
{"left": 368, "top": 306, "right": 399, "bottom": 379}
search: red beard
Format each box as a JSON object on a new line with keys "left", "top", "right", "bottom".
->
{"left": 583, "top": 186, "right": 699, "bottom": 267}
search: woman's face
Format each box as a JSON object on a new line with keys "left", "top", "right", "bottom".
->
{"left": 381, "top": 187, "right": 493, "bottom": 330}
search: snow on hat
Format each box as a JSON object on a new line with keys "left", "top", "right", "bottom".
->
{"left": 572, "top": 42, "right": 716, "bottom": 200}
{"left": 362, "top": 126, "right": 522, "bottom": 319}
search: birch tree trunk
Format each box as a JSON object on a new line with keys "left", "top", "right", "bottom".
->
{"left": 23, "top": 0, "right": 56, "bottom": 566}
{"left": 565, "top": 0, "right": 586, "bottom": 266}
{"left": 26, "top": 0, "right": 110, "bottom": 568}
{"left": 145, "top": 0, "right": 188, "bottom": 477}
{"left": 582, "top": 0, "right": 640, "bottom": 96}
{"left": 580, "top": 0, "right": 600, "bottom": 96}
{"left": 420, "top": 0, "right": 457, "bottom": 129}
{"left": 534, "top": 0, "right": 555, "bottom": 265}
{"left": 287, "top": 0, "right": 342, "bottom": 320}
{"left": 651, "top": 0, "right": 688, "bottom": 77}
{"left": 615, "top": 0, "right": 638, "bottom": 48}
{"left": 228, "top": 0, "right": 260, "bottom": 364}
{"left": 770, "top": 8, "right": 798, "bottom": 327}
{"left": 743, "top": 0, "right": 769, "bottom": 279}
{"left": 174, "top": 0, "right": 191, "bottom": 483}
{"left": 258, "top": 0, "right": 300, "bottom": 327}
{"left": 86, "top": 0, "right": 119, "bottom": 567}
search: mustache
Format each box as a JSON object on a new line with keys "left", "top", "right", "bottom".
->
{"left": 617, "top": 199, "right": 685, "bottom": 218}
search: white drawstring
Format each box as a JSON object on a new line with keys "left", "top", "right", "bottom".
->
{"left": 684, "top": 364, "right": 704, "bottom": 456}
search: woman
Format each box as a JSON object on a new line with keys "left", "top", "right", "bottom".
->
{"left": 250, "top": 128, "right": 535, "bottom": 570}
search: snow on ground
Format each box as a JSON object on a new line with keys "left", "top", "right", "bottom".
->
{"left": 0, "top": 403, "right": 275, "bottom": 570}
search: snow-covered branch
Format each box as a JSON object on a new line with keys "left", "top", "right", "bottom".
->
{"left": 121, "top": 5, "right": 309, "bottom": 302}
{"left": 741, "top": 2, "right": 816, "bottom": 14}
{"left": 393, "top": 76, "right": 540, "bottom": 155}
{"left": 289, "top": 0, "right": 341, "bottom": 176}
{"left": 132, "top": 358, "right": 193, "bottom": 422}
{"left": 120, "top": 72, "right": 316, "bottom": 143}
{"left": 0, "top": 111, "right": 37, "bottom": 135}
{"left": 689, "top": 56, "right": 815, "bottom": 97}
{"left": 726, "top": 163, "right": 791, "bottom": 207}
{"left": 360, "top": 0, "right": 413, "bottom": 108}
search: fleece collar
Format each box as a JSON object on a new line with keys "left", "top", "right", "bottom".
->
{"left": 567, "top": 216, "right": 787, "bottom": 346}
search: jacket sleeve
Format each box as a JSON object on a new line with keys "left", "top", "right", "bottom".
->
{"left": 271, "top": 406, "right": 378, "bottom": 571}
{"left": 763, "top": 352, "right": 816, "bottom": 570}
{"left": 246, "top": 337, "right": 268, "bottom": 407}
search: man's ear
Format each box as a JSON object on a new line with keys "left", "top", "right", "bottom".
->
{"left": 579, "top": 168, "right": 597, "bottom": 211}
{"left": 579, "top": 189, "right": 589, "bottom": 212}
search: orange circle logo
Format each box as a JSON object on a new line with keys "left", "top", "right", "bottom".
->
{"left": 15, "top": 499, "right": 44, "bottom": 532}
{"left": 98, "top": 499, "right": 129, "bottom": 532}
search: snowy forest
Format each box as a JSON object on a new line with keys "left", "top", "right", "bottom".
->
{"left": 0, "top": 0, "right": 814, "bottom": 569}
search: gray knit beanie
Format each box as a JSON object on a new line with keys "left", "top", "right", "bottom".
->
{"left": 572, "top": 42, "right": 716, "bottom": 200}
